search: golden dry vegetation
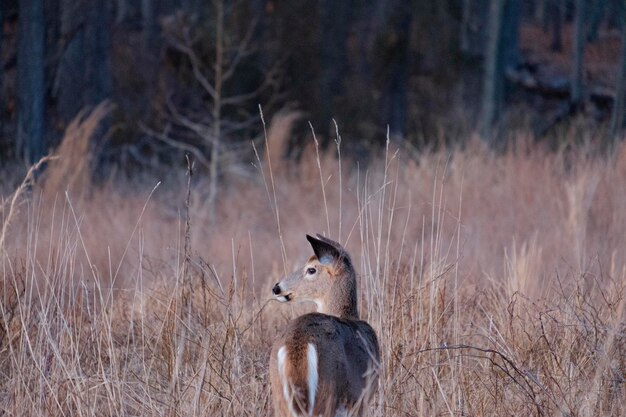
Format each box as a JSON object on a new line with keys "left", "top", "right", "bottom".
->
{"left": 1, "top": 110, "right": 626, "bottom": 416}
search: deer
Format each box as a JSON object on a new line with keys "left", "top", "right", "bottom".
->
{"left": 269, "top": 234, "right": 380, "bottom": 417}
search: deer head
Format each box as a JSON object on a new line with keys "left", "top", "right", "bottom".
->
{"left": 272, "top": 234, "right": 359, "bottom": 320}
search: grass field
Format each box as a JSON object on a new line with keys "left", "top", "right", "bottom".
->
{"left": 1, "top": 112, "right": 626, "bottom": 416}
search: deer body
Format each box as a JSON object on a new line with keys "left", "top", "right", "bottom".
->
{"left": 270, "top": 235, "right": 380, "bottom": 417}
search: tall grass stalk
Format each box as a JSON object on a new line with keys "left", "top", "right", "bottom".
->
{"left": 1, "top": 121, "right": 626, "bottom": 416}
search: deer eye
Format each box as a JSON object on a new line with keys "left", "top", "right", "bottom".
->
{"left": 306, "top": 267, "right": 317, "bottom": 275}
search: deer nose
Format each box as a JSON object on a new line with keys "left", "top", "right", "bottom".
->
{"left": 272, "top": 283, "right": 282, "bottom": 295}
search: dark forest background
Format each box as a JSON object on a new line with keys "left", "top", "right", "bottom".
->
{"left": 2, "top": 0, "right": 626, "bottom": 170}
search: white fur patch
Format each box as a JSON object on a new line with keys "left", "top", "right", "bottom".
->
{"left": 334, "top": 405, "right": 348, "bottom": 417}
{"left": 307, "top": 343, "right": 318, "bottom": 416}
{"left": 277, "top": 346, "right": 298, "bottom": 417}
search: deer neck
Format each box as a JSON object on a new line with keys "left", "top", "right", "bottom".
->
{"left": 319, "top": 271, "right": 359, "bottom": 320}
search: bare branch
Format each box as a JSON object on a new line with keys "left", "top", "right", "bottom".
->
{"left": 141, "top": 123, "right": 211, "bottom": 170}
{"left": 221, "top": 17, "right": 258, "bottom": 82}
{"left": 165, "top": 96, "right": 213, "bottom": 142}
{"left": 165, "top": 32, "right": 218, "bottom": 101}
{"left": 221, "top": 65, "right": 281, "bottom": 106}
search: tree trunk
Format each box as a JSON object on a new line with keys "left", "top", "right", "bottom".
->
{"left": 251, "top": 0, "right": 267, "bottom": 59}
{"left": 460, "top": 0, "right": 489, "bottom": 58}
{"left": 84, "top": 0, "right": 112, "bottom": 106}
{"left": 502, "top": 0, "right": 521, "bottom": 71}
{"left": 381, "top": 3, "right": 412, "bottom": 140}
{"left": 586, "top": 0, "right": 604, "bottom": 42}
{"left": 55, "top": 0, "right": 85, "bottom": 124}
{"left": 116, "top": 0, "right": 127, "bottom": 23}
{"left": 319, "top": 0, "right": 351, "bottom": 136}
{"left": 17, "top": 0, "right": 46, "bottom": 162}
{"left": 142, "top": 0, "right": 157, "bottom": 50}
{"left": 608, "top": 0, "right": 625, "bottom": 29}
{"left": 461, "top": 0, "right": 473, "bottom": 54}
{"left": 549, "top": 0, "right": 563, "bottom": 51}
{"left": 208, "top": 0, "right": 224, "bottom": 226}
{"left": 0, "top": 5, "right": 4, "bottom": 128}
{"left": 480, "top": 0, "right": 505, "bottom": 141}
{"left": 609, "top": 1, "right": 626, "bottom": 144}
{"left": 571, "top": 0, "right": 585, "bottom": 106}
{"left": 541, "top": 0, "right": 551, "bottom": 32}
{"left": 141, "top": 0, "right": 159, "bottom": 120}
{"left": 534, "top": 0, "right": 545, "bottom": 25}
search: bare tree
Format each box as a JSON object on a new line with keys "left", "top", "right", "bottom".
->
{"left": 116, "top": 0, "right": 127, "bottom": 23}
{"left": 142, "top": 0, "right": 157, "bottom": 50}
{"left": 609, "top": 1, "right": 626, "bottom": 144}
{"left": 319, "top": 0, "right": 351, "bottom": 136}
{"left": 480, "top": 0, "right": 505, "bottom": 141}
{"left": 461, "top": 0, "right": 474, "bottom": 54}
{"left": 156, "top": 0, "right": 279, "bottom": 223}
{"left": 209, "top": 0, "right": 225, "bottom": 223}
{"left": 55, "top": 0, "right": 112, "bottom": 125}
{"left": 461, "top": 0, "right": 490, "bottom": 58}
{"left": 0, "top": 5, "right": 4, "bottom": 128}
{"left": 534, "top": 0, "right": 546, "bottom": 24}
{"left": 17, "top": 0, "right": 46, "bottom": 162}
{"left": 502, "top": 0, "right": 521, "bottom": 71}
{"left": 55, "top": 0, "right": 83, "bottom": 124}
{"left": 377, "top": 0, "right": 412, "bottom": 140}
{"left": 549, "top": 0, "right": 563, "bottom": 51}
{"left": 586, "top": 0, "right": 605, "bottom": 42}
{"left": 571, "top": 0, "right": 585, "bottom": 107}
{"left": 84, "top": 1, "right": 112, "bottom": 106}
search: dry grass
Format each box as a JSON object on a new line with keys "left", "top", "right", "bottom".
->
{"left": 1, "top": 115, "right": 626, "bottom": 416}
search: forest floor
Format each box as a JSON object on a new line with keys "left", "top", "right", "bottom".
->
{"left": 1, "top": 111, "right": 626, "bottom": 416}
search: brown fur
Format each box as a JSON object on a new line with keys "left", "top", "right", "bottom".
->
{"left": 270, "top": 235, "right": 380, "bottom": 417}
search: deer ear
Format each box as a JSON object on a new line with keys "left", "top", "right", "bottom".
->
{"left": 306, "top": 234, "right": 341, "bottom": 264}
